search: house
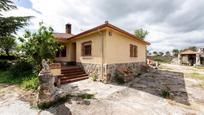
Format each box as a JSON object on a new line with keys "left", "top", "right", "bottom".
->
{"left": 178, "top": 48, "right": 204, "bottom": 66}
{"left": 53, "top": 21, "right": 150, "bottom": 83}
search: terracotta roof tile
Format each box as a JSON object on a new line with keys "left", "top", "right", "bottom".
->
{"left": 53, "top": 33, "right": 73, "bottom": 39}
{"left": 53, "top": 22, "right": 150, "bottom": 45}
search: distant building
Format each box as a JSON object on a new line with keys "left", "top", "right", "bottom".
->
{"left": 178, "top": 48, "right": 204, "bottom": 66}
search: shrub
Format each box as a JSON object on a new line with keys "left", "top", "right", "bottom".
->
{"left": 114, "top": 72, "right": 125, "bottom": 85}
{"left": 0, "top": 60, "right": 11, "bottom": 70}
{"left": 75, "top": 93, "right": 95, "bottom": 99}
{"left": 161, "top": 89, "right": 170, "bottom": 98}
{"left": 90, "top": 73, "right": 97, "bottom": 81}
{"left": 10, "top": 59, "right": 33, "bottom": 77}
{"left": 21, "top": 75, "right": 39, "bottom": 90}
{"left": 0, "top": 70, "right": 12, "bottom": 83}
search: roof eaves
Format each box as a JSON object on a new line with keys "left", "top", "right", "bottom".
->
{"left": 67, "top": 22, "right": 150, "bottom": 45}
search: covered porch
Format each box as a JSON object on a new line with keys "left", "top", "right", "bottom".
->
{"left": 55, "top": 42, "right": 77, "bottom": 66}
{"left": 178, "top": 49, "right": 204, "bottom": 66}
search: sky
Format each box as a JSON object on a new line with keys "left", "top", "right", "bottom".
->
{"left": 3, "top": 0, "right": 204, "bottom": 52}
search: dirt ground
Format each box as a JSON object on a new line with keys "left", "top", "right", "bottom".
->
{"left": 0, "top": 64, "right": 204, "bottom": 115}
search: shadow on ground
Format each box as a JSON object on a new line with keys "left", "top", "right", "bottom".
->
{"left": 128, "top": 69, "right": 190, "bottom": 105}
{"left": 42, "top": 104, "right": 72, "bottom": 115}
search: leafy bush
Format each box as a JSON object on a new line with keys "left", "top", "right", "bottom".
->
{"left": 10, "top": 59, "right": 33, "bottom": 77}
{"left": 21, "top": 75, "right": 39, "bottom": 90}
{"left": 0, "top": 60, "right": 11, "bottom": 70}
{"left": 161, "top": 89, "right": 170, "bottom": 98}
{"left": 114, "top": 72, "right": 125, "bottom": 85}
{"left": 0, "top": 70, "right": 13, "bottom": 83}
{"left": 90, "top": 73, "right": 97, "bottom": 81}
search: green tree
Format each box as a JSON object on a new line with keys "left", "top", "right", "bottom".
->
{"left": 159, "top": 52, "right": 164, "bottom": 56}
{"left": 0, "top": 35, "right": 16, "bottom": 56}
{"left": 153, "top": 51, "right": 158, "bottom": 56}
{"left": 165, "top": 51, "right": 171, "bottom": 56}
{"left": 21, "top": 23, "right": 62, "bottom": 68}
{"left": 187, "top": 46, "right": 197, "bottom": 51}
{"left": 0, "top": 0, "right": 30, "bottom": 39}
{"left": 172, "top": 49, "right": 179, "bottom": 57}
{"left": 134, "top": 28, "right": 149, "bottom": 39}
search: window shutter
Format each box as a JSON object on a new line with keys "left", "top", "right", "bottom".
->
{"left": 130, "top": 44, "right": 133, "bottom": 57}
{"left": 130, "top": 44, "right": 138, "bottom": 57}
{"left": 135, "top": 46, "right": 138, "bottom": 57}
{"left": 61, "top": 46, "right": 67, "bottom": 57}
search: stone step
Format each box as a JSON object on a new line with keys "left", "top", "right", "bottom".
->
{"left": 60, "top": 76, "right": 89, "bottom": 84}
{"left": 61, "top": 66, "right": 82, "bottom": 71}
{"left": 60, "top": 74, "right": 88, "bottom": 80}
{"left": 61, "top": 69, "right": 84, "bottom": 74}
{"left": 62, "top": 71, "right": 86, "bottom": 76}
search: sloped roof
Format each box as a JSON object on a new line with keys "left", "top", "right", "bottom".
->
{"left": 53, "top": 33, "right": 73, "bottom": 39}
{"left": 53, "top": 33, "right": 74, "bottom": 43}
{"left": 180, "top": 49, "right": 198, "bottom": 55}
{"left": 54, "top": 22, "right": 150, "bottom": 45}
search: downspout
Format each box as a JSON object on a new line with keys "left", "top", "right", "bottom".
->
{"left": 145, "top": 46, "right": 147, "bottom": 64}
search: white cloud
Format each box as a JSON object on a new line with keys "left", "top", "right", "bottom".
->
{"left": 4, "top": 0, "right": 204, "bottom": 52}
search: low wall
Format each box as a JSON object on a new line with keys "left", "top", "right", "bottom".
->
{"left": 77, "top": 62, "right": 147, "bottom": 83}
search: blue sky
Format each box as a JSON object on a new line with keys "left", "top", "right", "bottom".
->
{"left": 14, "top": 0, "right": 32, "bottom": 8}
{"left": 6, "top": 0, "right": 204, "bottom": 52}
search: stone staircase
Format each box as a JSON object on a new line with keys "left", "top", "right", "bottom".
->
{"left": 59, "top": 66, "right": 88, "bottom": 84}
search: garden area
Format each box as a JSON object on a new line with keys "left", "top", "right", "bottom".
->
{"left": 0, "top": 0, "right": 63, "bottom": 91}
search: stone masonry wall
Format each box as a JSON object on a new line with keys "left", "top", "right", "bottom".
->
{"left": 77, "top": 62, "right": 147, "bottom": 83}
{"left": 76, "top": 63, "right": 102, "bottom": 78}
{"left": 105, "top": 62, "right": 147, "bottom": 82}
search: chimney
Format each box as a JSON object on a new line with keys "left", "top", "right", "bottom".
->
{"left": 105, "top": 20, "right": 109, "bottom": 24}
{"left": 65, "top": 23, "right": 71, "bottom": 34}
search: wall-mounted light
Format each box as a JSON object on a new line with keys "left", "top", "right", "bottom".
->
{"left": 109, "top": 31, "right": 112, "bottom": 36}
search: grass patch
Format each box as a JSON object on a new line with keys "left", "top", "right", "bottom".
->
{"left": 151, "top": 56, "right": 173, "bottom": 63}
{"left": 73, "top": 93, "right": 95, "bottom": 99}
{"left": 186, "top": 73, "right": 204, "bottom": 89}
{"left": 21, "top": 76, "right": 39, "bottom": 90}
{"left": 187, "top": 73, "right": 204, "bottom": 80}
{"left": 194, "top": 66, "right": 204, "bottom": 70}
{"left": 0, "top": 70, "right": 39, "bottom": 90}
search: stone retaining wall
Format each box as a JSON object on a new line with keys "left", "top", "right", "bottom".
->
{"left": 77, "top": 63, "right": 102, "bottom": 77}
{"left": 77, "top": 62, "right": 147, "bottom": 83}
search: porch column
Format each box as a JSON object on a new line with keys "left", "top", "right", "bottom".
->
{"left": 196, "top": 54, "right": 200, "bottom": 66}
{"left": 178, "top": 54, "right": 181, "bottom": 64}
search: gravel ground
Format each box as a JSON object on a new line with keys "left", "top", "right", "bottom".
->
{"left": 1, "top": 64, "right": 204, "bottom": 115}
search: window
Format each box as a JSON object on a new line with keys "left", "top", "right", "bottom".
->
{"left": 61, "top": 46, "right": 67, "bottom": 57}
{"left": 56, "top": 45, "right": 67, "bottom": 57}
{"left": 130, "top": 44, "right": 137, "bottom": 57}
{"left": 82, "top": 41, "right": 92, "bottom": 56}
{"left": 56, "top": 51, "right": 60, "bottom": 57}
